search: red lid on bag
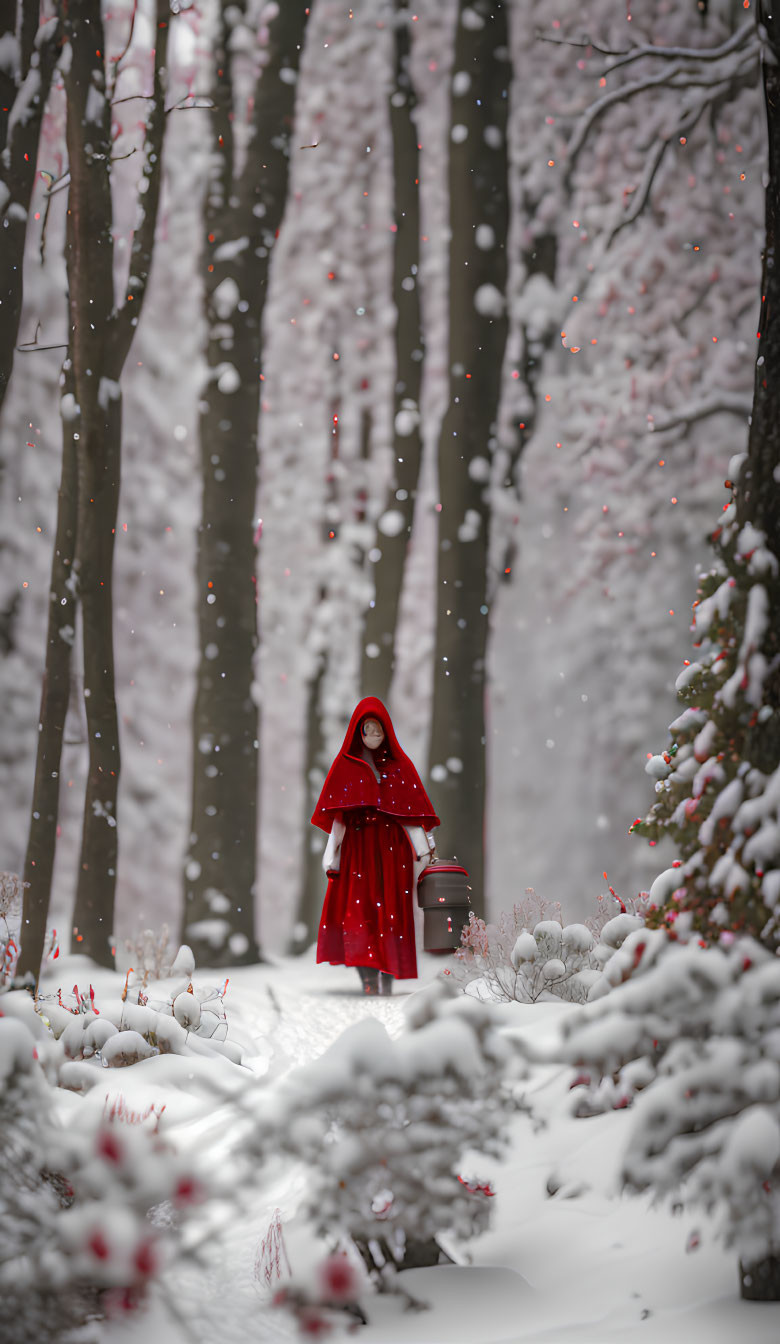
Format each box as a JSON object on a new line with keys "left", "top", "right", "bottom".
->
{"left": 419, "top": 862, "right": 469, "bottom": 879}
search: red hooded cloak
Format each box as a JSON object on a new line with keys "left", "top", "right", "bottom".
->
{"left": 313, "top": 697, "right": 439, "bottom": 980}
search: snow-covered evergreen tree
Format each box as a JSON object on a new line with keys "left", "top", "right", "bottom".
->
{"left": 548, "top": 928, "right": 780, "bottom": 1300}
{"left": 632, "top": 466, "right": 780, "bottom": 945}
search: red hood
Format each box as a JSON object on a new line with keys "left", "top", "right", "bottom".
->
{"left": 311, "top": 697, "right": 440, "bottom": 832}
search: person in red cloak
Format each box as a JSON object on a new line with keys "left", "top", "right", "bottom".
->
{"left": 312, "top": 697, "right": 439, "bottom": 995}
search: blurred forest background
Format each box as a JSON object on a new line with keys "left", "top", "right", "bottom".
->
{"left": 0, "top": 0, "right": 764, "bottom": 969}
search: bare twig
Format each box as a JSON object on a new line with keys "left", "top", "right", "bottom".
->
{"left": 111, "top": 93, "right": 153, "bottom": 106}
{"left": 534, "top": 29, "right": 630, "bottom": 57}
{"left": 39, "top": 172, "right": 71, "bottom": 265}
{"left": 165, "top": 92, "right": 216, "bottom": 112}
{"left": 17, "top": 340, "right": 68, "bottom": 353}
{"left": 109, "top": 0, "right": 139, "bottom": 98}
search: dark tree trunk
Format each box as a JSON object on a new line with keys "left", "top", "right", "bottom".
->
{"left": 738, "top": 10, "right": 780, "bottom": 556}
{"left": 290, "top": 651, "right": 328, "bottom": 954}
{"left": 290, "top": 381, "right": 346, "bottom": 953}
{"left": 740, "top": 9, "right": 780, "bottom": 770}
{"left": 739, "top": 1253, "right": 780, "bottom": 1301}
{"left": 17, "top": 373, "right": 79, "bottom": 986}
{"left": 428, "top": 0, "right": 510, "bottom": 908}
{"left": 360, "top": 3, "right": 424, "bottom": 700}
{"left": 183, "top": 1, "right": 310, "bottom": 965}
{"left": 56, "top": 0, "right": 118, "bottom": 966}
{"left": 0, "top": 2, "right": 61, "bottom": 413}
{"left": 19, "top": 0, "right": 170, "bottom": 976}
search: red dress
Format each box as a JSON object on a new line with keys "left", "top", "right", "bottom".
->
{"left": 312, "top": 698, "right": 439, "bottom": 980}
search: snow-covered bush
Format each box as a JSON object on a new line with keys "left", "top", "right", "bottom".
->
{"left": 548, "top": 931, "right": 780, "bottom": 1299}
{"left": 0, "top": 1003, "right": 207, "bottom": 1337}
{"left": 36, "top": 943, "right": 242, "bottom": 1088}
{"left": 0, "top": 1008, "right": 85, "bottom": 1341}
{"left": 256, "top": 981, "right": 519, "bottom": 1281}
{"left": 271, "top": 1252, "right": 367, "bottom": 1337}
{"left": 632, "top": 463, "right": 780, "bottom": 947}
{"left": 453, "top": 888, "right": 646, "bottom": 1003}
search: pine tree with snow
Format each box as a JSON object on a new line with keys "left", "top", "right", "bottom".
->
{"left": 548, "top": 928, "right": 780, "bottom": 1301}
{"left": 632, "top": 464, "right": 780, "bottom": 946}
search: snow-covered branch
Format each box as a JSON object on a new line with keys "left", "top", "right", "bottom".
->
{"left": 648, "top": 395, "right": 752, "bottom": 433}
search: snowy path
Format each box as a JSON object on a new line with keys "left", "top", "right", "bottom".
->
{"left": 49, "top": 953, "right": 780, "bottom": 1344}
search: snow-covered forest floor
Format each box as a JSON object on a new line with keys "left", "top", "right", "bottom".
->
{"left": 34, "top": 950, "right": 780, "bottom": 1344}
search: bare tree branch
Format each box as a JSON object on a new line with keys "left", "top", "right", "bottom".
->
{"left": 606, "top": 99, "right": 707, "bottom": 247}
{"left": 648, "top": 397, "right": 752, "bottom": 434}
{"left": 110, "top": 0, "right": 170, "bottom": 367}
{"left": 598, "top": 17, "right": 756, "bottom": 76}
{"left": 535, "top": 17, "right": 755, "bottom": 70}
{"left": 566, "top": 65, "right": 684, "bottom": 176}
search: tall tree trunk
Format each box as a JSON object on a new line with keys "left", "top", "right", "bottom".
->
{"left": 291, "top": 650, "right": 328, "bottom": 954}
{"left": 19, "top": 0, "right": 170, "bottom": 977}
{"left": 183, "top": 1, "right": 310, "bottom": 965}
{"left": 17, "top": 372, "right": 79, "bottom": 985}
{"left": 55, "top": 0, "right": 117, "bottom": 965}
{"left": 0, "top": 2, "right": 61, "bottom": 413}
{"left": 359, "top": 3, "right": 424, "bottom": 700}
{"left": 428, "top": 0, "right": 510, "bottom": 908}
{"left": 740, "top": 6, "right": 780, "bottom": 780}
{"left": 291, "top": 386, "right": 367, "bottom": 954}
{"left": 739, "top": 8, "right": 780, "bottom": 556}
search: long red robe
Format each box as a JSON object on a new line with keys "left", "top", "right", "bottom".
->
{"left": 317, "top": 810, "right": 418, "bottom": 978}
{"left": 312, "top": 698, "right": 439, "bottom": 980}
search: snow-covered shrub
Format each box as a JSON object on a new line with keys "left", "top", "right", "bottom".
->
{"left": 36, "top": 944, "right": 242, "bottom": 1088}
{"left": 0, "top": 1004, "right": 207, "bottom": 1337}
{"left": 453, "top": 888, "right": 644, "bottom": 1004}
{"left": 0, "top": 1009, "right": 86, "bottom": 1341}
{"left": 256, "top": 981, "right": 518, "bottom": 1281}
{"left": 631, "top": 464, "right": 780, "bottom": 947}
{"left": 548, "top": 931, "right": 780, "bottom": 1299}
{"left": 271, "top": 1252, "right": 367, "bottom": 1337}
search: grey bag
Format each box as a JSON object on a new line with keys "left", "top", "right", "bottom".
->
{"left": 417, "top": 860, "right": 472, "bottom": 953}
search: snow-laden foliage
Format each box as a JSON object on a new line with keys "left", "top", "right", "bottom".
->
{"left": 547, "top": 931, "right": 780, "bottom": 1282}
{"left": 631, "top": 464, "right": 780, "bottom": 946}
{"left": 252, "top": 980, "right": 519, "bottom": 1279}
{"left": 0, "top": 998, "right": 206, "bottom": 1338}
{"left": 271, "top": 1251, "right": 368, "bottom": 1337}
{"left": 35, "top": 943, "right": 241, "bottom": 1089}
{"left": 452, "top": 888, "right": 647, "bottom": 1003}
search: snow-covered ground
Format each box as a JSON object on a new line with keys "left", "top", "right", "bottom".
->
{"left": 35, "top": 951, "right": 780, "bottom": 1344}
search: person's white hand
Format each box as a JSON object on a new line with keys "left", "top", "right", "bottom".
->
{"left": 322, "top": 819, "right": 346, "bottom": 873}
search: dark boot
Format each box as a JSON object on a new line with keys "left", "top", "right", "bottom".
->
{"left": 378, "top": 972, "right": 394, "bottom": 996}
{"left": 357, "top": 966, "right": 379, "bottom": 995}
